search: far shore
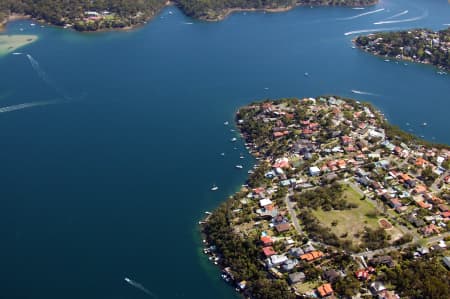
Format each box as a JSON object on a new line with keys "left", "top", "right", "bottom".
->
{"left": 198, "top": 1, "right": 378, "bottom": 22}
{"left": 0, "top": 1, "right": 378, "bottom": 33}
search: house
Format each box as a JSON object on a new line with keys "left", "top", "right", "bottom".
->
{"left": 317, "top": 283, "right": 333, "bottom": 298}
{"left": 261, "top": 235, "right": 273, "bottom": 246}
{"left": 309, "top": 166, "right": 321, "bottom": 176}
{"left": 323, "top": 269, "right": 340, "bottom": 283}
{"left": 300, "top": 250, "right": 323, "bottom": 262}
{"left": 442, "top": 256, "right": 450, "bottom": 269}
{"left": 289, "top": 247, "right": 304, "bottom": 258}
{"left": 420, "top": 224, "right": 439, "bottom": 236}
{"left": 262, "top": 246, "right": 276, "bottom": 257}
{"left": 388, "top": 198, "right": 402, "bottom": 209}
{"left": 259, "top": 198, "right": 273, "bottom": 207}
{"left": 370, "top": 281, "right": 386, "bottom": 295}
{"left": 377, "top": 290, "right": 400, "bottom": 299}
{"left": 288, "top": 272, "right": 305, "bottom": 284}
{"left": 355, "top": 269, "right": 370, "bottom": 281}
{"left": 282, "top": 259, "right": 298, "bottom": 272}
{"left": 267, "top": 254, "right": 288, "bottom": 267}
{"left": 275, "top": 223, "right": 290, "bottom": 233}
{"left": 369, "top": 256, "right": 394, "bottom": 268}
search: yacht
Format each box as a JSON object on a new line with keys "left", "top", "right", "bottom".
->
{"left": 211, "top": 185, "right": 219, "bottom": 191}
{"left": 235, "top": 165, "right": 243, "bottom": 169}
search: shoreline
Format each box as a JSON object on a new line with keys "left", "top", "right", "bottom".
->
{"left": 0, "top": 1, "right": 378, "bottom": 33}
{"left": 198, "top": 1, "right": 378, "bottom": 22}
{"left": 353, "top": 28, "right": 450, "bottom": 72}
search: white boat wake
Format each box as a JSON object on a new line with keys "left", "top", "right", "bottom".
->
{"left": 338, "top": 8, "right": 385, "bottom": 21}
{"left": 351, "top": 89, "right": 379, "bottom": 96}
{"left": 373, "top": 11, "right": 428, "bottom": 25}
{"left": 383, "top": 10, "right": 409, "bottom": 20}
{"left": 124, "top": 277, "right": 158, "bottom": 298}
{"left": 0, "top": 99, "right": 61, "bottom": 113}
{"left": 26, "top": 54, "right": 73, "bottom": 101}
{"left": 344, "top": 27, "right": 399, "bottom": 36}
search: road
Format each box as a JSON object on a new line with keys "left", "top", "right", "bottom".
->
{"left": 285, "top": 191, "right": 303, "bottom": 235}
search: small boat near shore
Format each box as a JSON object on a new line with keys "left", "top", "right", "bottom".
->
{"left": 224, "top": 121, "right": 229, "bottom": 125}
{"left": 231, "top": 137, "right": 237, "bottom": 142}
{"left": 211, "top": 184, "right": 219, "bottom": 191}
{"left": 235, "top": 165, "right": 243, "bottom": 169}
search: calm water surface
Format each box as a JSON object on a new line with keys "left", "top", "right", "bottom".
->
{"left": 1, "top": 0, "right": 449, "bottom": 298}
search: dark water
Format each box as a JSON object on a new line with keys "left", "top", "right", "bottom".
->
{"left": 0, "top": 0, "right": 449, "bottom": 298}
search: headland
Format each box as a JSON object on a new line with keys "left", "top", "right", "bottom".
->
{"left": 200, "top": 96, "right": 450, "bottom": 298}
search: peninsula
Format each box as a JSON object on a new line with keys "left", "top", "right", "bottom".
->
{"left": 201, "top": 96, "right": 450, "bottom": 298}
{"left": 355, "top": 28, "right": 450, "bottom": 73}
{"left": 0, "top": 0, "right": 378, "bottom": 32}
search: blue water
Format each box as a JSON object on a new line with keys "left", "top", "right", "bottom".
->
{"left": 0, "top": 0, "right": 449, "bottom": 298}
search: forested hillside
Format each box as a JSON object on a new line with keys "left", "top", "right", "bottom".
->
{"left": 0, "top": 0, "right": 378, "bottom": 31}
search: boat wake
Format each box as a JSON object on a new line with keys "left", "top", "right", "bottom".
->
{"left": 0, "top": 99, "right": 61, "bottom": 113}
{"left": 338, "top": 8, "right": 385, "bottom": 21}
{"left": 344, "top": 27, "right": 399, "bottom": 36}
{"left": 26, "top": 54, "right": 73, "bottom": 101}
{"left": 373, "top": 11, "right": 428, "bottom": 25}
{"left": 383, "top": 10, "right": 409, "bottom": 20}
{"left": 124, "top": 277, "right": 158, "bottom": 298}
{"left": 351, "top": 89, "right": 379, "bottom": 96}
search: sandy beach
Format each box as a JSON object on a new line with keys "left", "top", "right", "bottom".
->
{"left": 0, "top": 35, "right": 38, "bottom": 56}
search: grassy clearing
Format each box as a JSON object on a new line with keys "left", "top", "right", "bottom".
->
{"left": 293, "top": 280, "right": 319, "bottom": 294}
{"left": 312, "top": 185, "right": 389, "bottom": 246}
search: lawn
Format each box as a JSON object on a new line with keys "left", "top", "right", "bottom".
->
{"left": 312, "top": 185, "right": 401, "bottom": 246}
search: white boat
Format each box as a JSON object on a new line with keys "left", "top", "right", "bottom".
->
{"left": 124, "top": 277, "right": 131, "bottom": 283}
{"left": 205, "top": 211, "right": 212, "bottom": 215}
{"left": 235, "top": 165, "right": 243, "bottom": 169}
{"left": 231, "top": 137, "right": 237, "bottom": 142}
{"left": 248, "top": 170, "right": 254, "bottom": 174}
{"left": 12, "top": 52, "right": 22, "bottom": 55}
{"left": 421, "top": 122, "right": 427, "bottom": 126}
{"left": 211, "top": 185, "right": 219, "bottom": 191}
{"left": 168, "top": 11, "right": 173, "bottom": 15}
{"left": 304, "top": 72, "right": 309, "bottom": 76}
{"left": 224, "top": 121, "right": 229, "bottom": 125}
{"left": 220, "top": 152, "right": 225, "bottom": 156}
{"left": 384, "top": 59, "right": 390, "bottom": 62}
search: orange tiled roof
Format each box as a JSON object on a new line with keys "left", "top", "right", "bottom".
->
{"left": 317, "top": 283, "right": 333, "bottom": 297}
